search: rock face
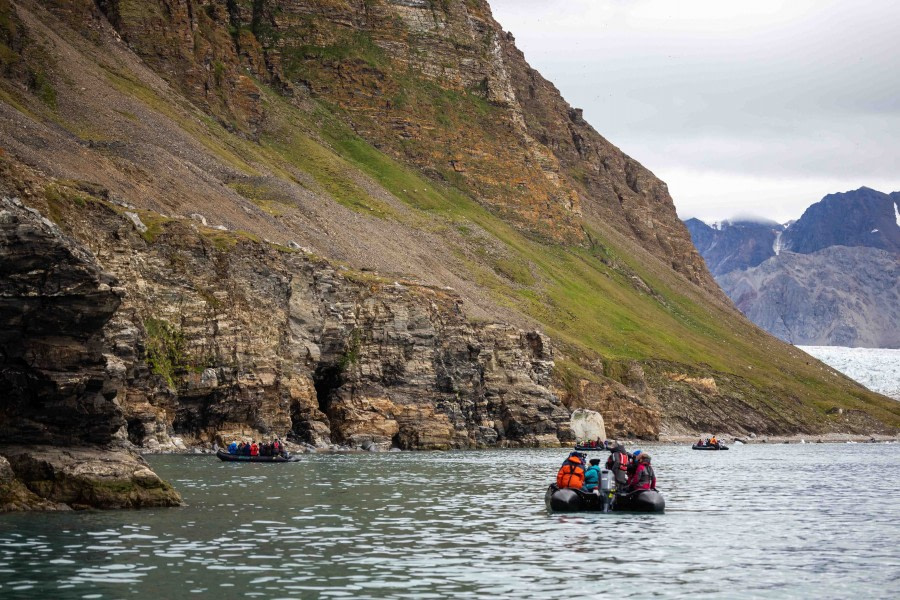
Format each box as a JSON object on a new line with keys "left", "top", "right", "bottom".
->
{"left": 75, "top": 0, "right": 718, "bottom": 295}
{"left": 0, "top": 197, "right": 125, "bottom": 444}
{"left": 687, "top": 188, "right": 900, "bottom": 347}
{"left": 0, "top": 197, "right": 181, "bottom": 510}
{"left": 781, "top": 187, "right": 900, "bottom": 255}
{"left": 684, "top": 218, "right": 784, "bottom": 276}
{"left": 719, "top": 247, "right": 900, "bottom": 347}
{"left": 17, "top": 197, "right": 571, "bottom": 451}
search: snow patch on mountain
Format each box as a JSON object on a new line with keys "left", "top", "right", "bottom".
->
{"left": 895, "top": 201, "right": 899, "bottom": 227}
{"left": 798, "top": 346, "right": 900, "bottom": 401}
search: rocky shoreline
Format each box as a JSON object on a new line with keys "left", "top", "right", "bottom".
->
{"left": 659, "top": 433, "right": 900, "bottom": 445}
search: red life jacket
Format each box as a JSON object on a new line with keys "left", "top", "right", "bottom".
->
{"left": 556, "top": 456, "right": 585, "bottom": 489}
{"left": 606, "top": 451, "right": 629, "bottom": 471}
{"left": 250, "top": 443, "right": 259, "bottom": 456}
{"left": 629, "top": 463, "right": 656, "bottom": 490}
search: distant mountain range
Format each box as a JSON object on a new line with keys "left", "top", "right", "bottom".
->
{"left": 686, "top": 187, "right": 900, "bottom": 348}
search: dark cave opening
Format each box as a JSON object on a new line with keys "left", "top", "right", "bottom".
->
{"left": 126, "top": 418, "right": 146, "bottom": 446}
{"left": 313, "top": 364, "right": 343, "bottom": 416}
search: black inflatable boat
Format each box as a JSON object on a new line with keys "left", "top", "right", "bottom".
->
{"left": 216, "top": 449, "right": 298, "bottom": 463}
{"left": 574, "top": 443, "right": 606, "bottom": 451}
{"left": 691, "top": 444, "right": 728, "bottom": 450}
{"left": 545, "top": 484, "right": 665, "bottom": 513}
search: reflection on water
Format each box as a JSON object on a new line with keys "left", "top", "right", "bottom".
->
{"left": 2, "top": 445, "right": 899, "bottom": 598}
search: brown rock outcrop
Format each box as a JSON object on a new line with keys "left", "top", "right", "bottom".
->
{"left": 24, "top": 197, "right": 572, "bottom": 451}
{"left": 55, "top": 0, "right": 717, "bottom": 291}
{"left": 0, "top": 446, "right": 181, "bottom": 510}
{"left": 0, "top": 196, "right": 182, "bottom": 510}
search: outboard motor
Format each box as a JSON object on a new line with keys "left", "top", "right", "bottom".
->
{"left": 599, "top": 468, "right": 615, "bottom": 512}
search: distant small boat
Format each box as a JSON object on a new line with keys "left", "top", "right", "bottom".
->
{"left": 216, "top": 449, "right": 298, "bottom": 463}
{"left": 574, "top": 443, "right": 607, "bottom": 451}
{"left": 692, "top": 443, "right": 728, "bottom": 451}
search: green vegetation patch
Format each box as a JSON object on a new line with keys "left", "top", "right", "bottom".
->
{"left": 143, "top": 317, "right": 187, "bottom": 389}
{"left": 228, "top": 180, "right": 296, "bottom": 216}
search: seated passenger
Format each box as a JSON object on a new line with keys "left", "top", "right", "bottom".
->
{"left": 556, "top": 452, "right": 586, "bottom": 490}
{"left": 582, "top": 458, "right": 602, "bottom": 491}
{"left": 626, "top": 453, "right": 656, "bottom": 492}
{"left": 228, "top": 441, "right": 238, "bottom": 454}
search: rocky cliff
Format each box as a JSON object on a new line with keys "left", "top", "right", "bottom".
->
{"left": 1, "top": 0, "right": 899, "bottom": 511}
{"left": 781, "top": 187, "right": 900, "bottom": 255}
{"left": 0, "top": 196, "right": 181, "bottom": 510}
{"left": 684, "top": 218, "right": 784, "bottom": 277}
{"left": 687, "top": 188, "right": 900, "bottom": 348}
{"left": 719, "top": 246, "right": 900, "bottom": 348}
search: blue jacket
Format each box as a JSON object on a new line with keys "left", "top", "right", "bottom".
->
{"left": 227, "top": 442, "right": 238, "bottom": 454}
{"left": 583, "top": 465, "right": 601, "bottom": 490}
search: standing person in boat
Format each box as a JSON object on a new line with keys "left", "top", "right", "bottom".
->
{"left": 556, "top": 452, "right": 586, "bottom": 489}
{"left": 250, "top": 440, "right": 259, "bottom": 457}
{"left": 228, "top": 441, "right": 238, "bottom": 455}
{"left": 626, "top": 453, "right": 657, "bottom": 492}
{"left": 605, "top": 441, "right": 631, "bottom": 489}
{"left": 582, "top": 458, "right": 603, "bottom": 492}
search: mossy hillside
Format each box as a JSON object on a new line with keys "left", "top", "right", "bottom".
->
{"left": 106, "top": 71, "right": 898, "bottom": 426}
{"left": 4, "top": 5, "right": 896, "bottom": 432}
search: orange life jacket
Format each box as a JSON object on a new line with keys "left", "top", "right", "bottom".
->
{"left": 556, "top": 456, "right": 585, "bottom": 489}
{"left": 613, "top": 451, "right": 629, "bottom": 471}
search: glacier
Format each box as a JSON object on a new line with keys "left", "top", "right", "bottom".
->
{"left": 798, "top": 346, "right": 900, "bottom": 401}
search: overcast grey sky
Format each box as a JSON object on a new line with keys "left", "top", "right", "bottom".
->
{"left": 490, "top": 0, "right": 900, "bottom": 223}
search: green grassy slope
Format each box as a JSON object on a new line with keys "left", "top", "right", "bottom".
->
{"left": 1, "top": 0, "right": 897, "bottom": 434}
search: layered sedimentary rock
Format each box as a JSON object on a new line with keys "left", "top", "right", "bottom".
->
{"left": 64, "top": 0, "right": 717, "bottom": 295}
{"left": 0, "top": 197, "right": 181, "bottom": 510}
{"left": 10, "top": 194, "right": 571, "bottom": 452}
{"left": 1, "top": 0, "right": 897, "bottom": 490}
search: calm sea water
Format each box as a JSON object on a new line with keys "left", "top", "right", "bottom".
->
{"left": 1, "top": 444, "right": 899, "bottom": 599}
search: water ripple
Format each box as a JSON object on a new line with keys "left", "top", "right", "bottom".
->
{"left": 1, "top": 445, "right": 899, "bottom": 598}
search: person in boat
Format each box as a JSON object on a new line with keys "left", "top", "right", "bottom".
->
{"left": 228, "top": 441, "right": 238, "bottom": 454}
{"left": 626, "top": 453, "right": 656, "bottom": 492}
{"left": 605, "top": 441, "right": 631, "bottom": 489}
{"left": 582, "top": 458, "right": 603, "bottom": 492}
{"left": 710, "top": 436, "right": 718, "bottom": 447}
{"left": 556, "top": 452, "right": 586, "bottom": 489}
{"left": 697, "top": 438, "right": 703, "bottom": 446}
{"left": 250, "top": 441, "right": 259, "bottom": 456}
{"left": 627, "top": 449, "right": 642, "bottom": 478}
